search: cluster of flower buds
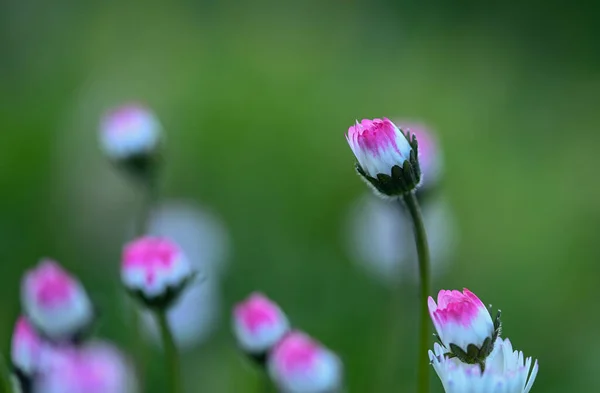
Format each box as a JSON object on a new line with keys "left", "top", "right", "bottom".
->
{"left": 428, "top": 288, "right": 538, "bottom": 392}
{"left": 11, "top": 260, "right": 134, "bottom": 393}
{"left": 233, "top": 293, "right": 343, "bottom": 393}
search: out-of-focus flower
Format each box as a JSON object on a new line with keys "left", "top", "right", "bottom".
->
{"left": 33, "top": 342, "right": 137, "bottom": 393}
{"left": 139, "top": 202, "right": 230, "bottom": 350}
{"left": 429, "top": 338, "right": 538, "bottom": 393}
{"left": 121, "top": 236, "right": 194, "bottom": 310}
{"left": 11, "top": 316, "right": 42, "bottom": 379}
{"left": 345, "top": 194, "right": 457, "bottom": 284}
{"left": 394, "top": 121, "right": 442, "bottom": 190}
{"left": 99, "top": 104, "right": 162, "bottom": 161}
{"left": 268, "top": 331, "right": 343, "bottom": 393}
{"left": 233, "top": 292, "right": 290, "bottom": 357}
{"left": 21, "top": 260, "right": 94, "bottom": 341}
{"left": 429, "top": 289, "right": 501, "bottom": 364}
{"left": 346, "top": 118, "right": 420, "bottom": 197}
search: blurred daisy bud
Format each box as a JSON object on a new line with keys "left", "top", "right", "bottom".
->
{"left": 346, "top": 118, "right": 420, "bottom": 197}
{"left": 429, "top": 338, "right": 538, "bottom": 393}
{"left": 395, "top": 121, "right": 442, "bottom": 192}
{"left": 33, "top": 342, "right": 138, "bottom": 393}
{"left": 121, "top": 236, "right": 194, "bottom": 310}
{"left": 233, "top": 293, "right": 290, "bottom": 363}
{"left": 11, "top": 316, "right": 42, "bottom": 391}
{"left": 21, "top": 260, "right": 95, "bottom": 342}
{"left": 268, "top": 331, "right": 343, "bottom": 393}
{"left": 346, "top": 194, "right": 457, "bottom": 285}
{"left": 137, "top": 202, "right": 230, "bottom": 350}
{"left": 428, "top": 289, "right": 501, "bottom": 368}
{"left": 99, "top": 104, "right": 162, "bottom": 180}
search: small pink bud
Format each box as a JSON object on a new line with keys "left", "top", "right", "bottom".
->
{"left": 21, "top": 260, "right": 94, "bottom": 340}
{"left": 346, "top": 118, "right": 413, "bottom": 178}
{"left": 121, "top": 237, "right": 193, "bottom": 307}
{"left": 428, "top": 288, "right": 494, "bottom": 353}
{"left": 268, "top": 331, "right": 343, "bottom": 393}
{"left": 33, "top": 342, "right": 137, "bottom": 393}
{"left": 99, "top": 104, "right": 162, "bottom": 160}
{"left": 11, "top": 317, "right": 42, "bottom": 376}
{"left": 233, "top": 293, "right": 290, "bottom": 355}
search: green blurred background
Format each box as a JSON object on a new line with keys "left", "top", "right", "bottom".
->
{"left": 1, "top": 1, "right": 599, "bottom": 391}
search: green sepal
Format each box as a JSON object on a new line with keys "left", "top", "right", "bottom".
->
{"left": 444, "top": 309, "right": 503, "bottom": 370}
{"left": 126, "top": 271, "right": 199, "bottom": 311}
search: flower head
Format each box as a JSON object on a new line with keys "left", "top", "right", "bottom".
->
{"left": 11, "top": 317, "right": 42, "bottom": 377}
{"left": 429, "top": 338, "right": 538, "bottom": 393}
{"left": 346, "top": 118, "right": 420, "bottom": 197}
{"left": 268, "top": 331, "right": 342, "bottom": 393}
{"left": 121, "top": 236, "right": 194, "bottom": 309}
{"left": 233, "top": 293, "right": 290, "bottom": 356}
{"left": 429, "top": 289, "right": 500, "bottom": 365}
{"left": 33, "top": 342, "right": 137, "bottom": 393}
{"left": 21, "top": 260, "right": 94, "bottom": 341}
{"left": 99, "top": 104, "right": 162, "bottom": 161}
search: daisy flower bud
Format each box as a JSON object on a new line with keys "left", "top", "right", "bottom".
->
{"left": 11, "top": 316, "right": 42, "bottom": 389}
{"left": 99, "top": 104, "right": 162, "bottom": 179}
{"left": 268, "top": 331, "right": 343, "bottom": 393}
{"left": 346, "top": 118, "right": 420, "bottom": 197}
{"left": 429, "top": 338, "right": 538, "bottom": 393}
{"left": 121, "top": 236, "right": 194, "bottom": 310}
{"left": 33, "top": 342, "right": 137, "bottom": 393}
{"left": 233, "top": 293, "right": 290, "bottom": 361}
{"left": 21, "top": 260, "right": 95, "bottom": 341}
{"left": 428, "top": 289, "right": 501, "bottom": 367}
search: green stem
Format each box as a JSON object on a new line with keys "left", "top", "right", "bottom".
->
{"left": 131, "top": 175, "right": 158, "bottom": 389}
{"left": 401, "top": 192, "right": 431, "bottom": 393}
{"left": 155, "top": 310, "right": 182, "bottom": 393}
{"left": 0, "top": 354, "right": 14, "bottom": 393}
{"left": 135, "top": 176, "right": 157, "bottom": 237}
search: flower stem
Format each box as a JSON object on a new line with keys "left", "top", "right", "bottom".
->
{"left": 401, "top": 191, "right": 431, "bottom": 393}
{"left": 131, "top": 174, "right": 158, "bottom": 388}
{"left": 155, "top": 310, "right": 182, "bottom": 393}
{"left": 0, "top": 354, "right": 14, "bottom": 393}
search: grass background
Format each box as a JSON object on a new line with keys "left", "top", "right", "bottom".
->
{"left": 1, "top": 1, "right": 600, "bottom": 391}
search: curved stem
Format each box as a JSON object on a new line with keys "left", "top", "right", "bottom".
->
{"left": 155, "top": 310, "right": 182, "bottom": 393}
{"left": 401, "top": 192, "right": 431, "bottom": 393}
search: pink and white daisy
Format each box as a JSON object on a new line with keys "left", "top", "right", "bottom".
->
{"left": 268, "top": 331, "right": 342, "bottom": 393}
{"left": 429, "top": 338, "right": 539, "bottom": 393}
{"left": 11, "top": 317, "right": 42, "bottom": 377}
{"left": 428, "top": 289, "right": 496, "bottom": 354}
{"left": 21, "top": 260, "right": 94, "bottom": 340}
{"left": 99, "top": 104, "right": 162, "bottom": 160}
{"left": 33, "top": 342, "right": 137, "bottom": 393}
{"left": 346, "top": 118, "right": 412, "bottom": 178}
{"left": 233, "top": 292, "right": 290, "bottom": 355}
{"left": 121, "top": 236, "right": 193, "bottom": 307}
